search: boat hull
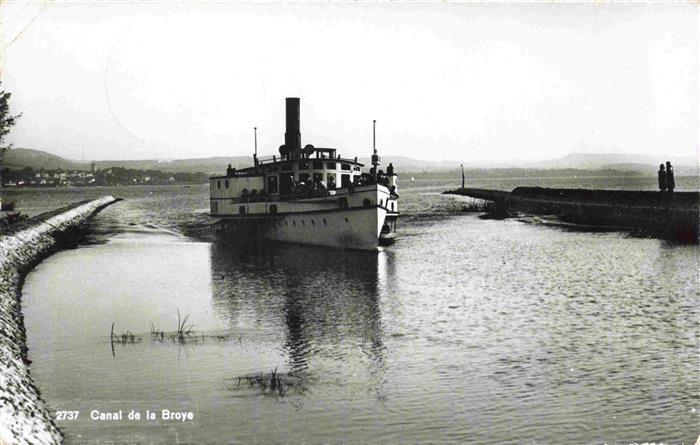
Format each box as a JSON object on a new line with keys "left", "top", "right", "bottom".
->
{"left": 213, "top": 206, "right": 388, "bottom": 251}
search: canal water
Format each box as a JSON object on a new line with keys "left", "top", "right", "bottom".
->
{"left": 10, "top": 177, "right": 699, "bottom": 444}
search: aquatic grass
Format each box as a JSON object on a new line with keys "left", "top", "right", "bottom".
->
{"left": 110, "top": 322, "right": 115, "bottom": 357}
{"left": 176, "top": 309, "right": 195, "bottom": 341}
{"left": 111, "top": 313, "right": 238, "bottom": 355}
{"left": 149, "top": 321, "right": 165, "bottom": 341}
{"left": 120, "top": 331, "right": 140, "bottom": 343}
{"left": 112, "top": 330, "right": 141, "bottom": 344}
{"left": 148, "top": 323, "right": 233, "bottom": 345}
{"left": 269, "top": 367, "right": 286, "bottom": 396}
{"left": 109, "top": 322, "right": 142, "bottom": 356}
{"left": 232, "top": 368, "right": 305, "bottom": 397}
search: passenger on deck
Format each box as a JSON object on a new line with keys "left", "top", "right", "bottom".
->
{"left": 226, "top": 164, "right": 235, "bottom": 177}
{"left": 658, "top": 164, "right": 666, "bottom": 192}
{"left": 377, "top": 170, "right": 389, "bottom": 187}
{"left": 665, "top": 161, "right": 675, "bottom": 192}
{"left": 387, "top": 163, "right": 394, "bottom": 176}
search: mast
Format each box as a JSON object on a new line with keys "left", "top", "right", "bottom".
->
{"left": 373, "top": 120, "right": 376, "bottom": 154}
{"left": 253, "top": 126, "right": 259, "bottom": 171}
{"left": 371, "top": 120, "right": 380, "bottom": 178}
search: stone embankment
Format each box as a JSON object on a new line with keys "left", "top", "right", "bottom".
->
{"left": 0, "top": 196, "right": 119, "bottom": 445}
{"left": 445, "top": 187, "right": 699, "bottom": 242}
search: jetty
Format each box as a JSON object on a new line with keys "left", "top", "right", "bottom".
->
{"left": 0, "top": 196, "right": 119, "bottom": 444}
{"left": 444, "top": 187, "right": 699, "bottom": 242}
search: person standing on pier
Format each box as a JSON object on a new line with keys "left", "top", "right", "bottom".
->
{"left": 665, "top": 161, "right": 675, "bottom": 192}
{"left": 658, "top": 164, "right": 666, "bottom": 192}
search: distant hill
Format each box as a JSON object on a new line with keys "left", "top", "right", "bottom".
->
{"left": 91, "top": 156, "right": 253, "bottom": 174}
{"left": 522, "top": 153, "right": 698, "bottom": 175}
{"left": 2, "top": 148, "right": 253, "bottom": 175}
{"left": 2, "top": 148, "right": 697, "bottom": 176}
{"left": 366, "top": 152, "right": 698, "bottom": 175}
{"left": 1, "top": 148, "right": 86, "bottom": 171}
{"left": 357, "top": 156, "right": 459, "bottom": 172}
{"left": 2, "top": 148, "right": 461, "bottom": 175}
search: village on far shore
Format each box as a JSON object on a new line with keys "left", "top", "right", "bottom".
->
{"left": 3, "top": 164, "right": 209, "bottom": 187}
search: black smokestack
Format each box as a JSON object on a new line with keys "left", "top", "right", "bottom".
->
{"left": 285, "top": 97, "right": 301, "bottom": 159}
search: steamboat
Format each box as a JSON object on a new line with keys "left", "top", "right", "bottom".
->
{"left": 209, "top": 98, "right": 399, "bottom": 251}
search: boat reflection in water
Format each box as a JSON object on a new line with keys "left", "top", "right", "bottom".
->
{"left": 208, "top": 240, "right": 392, "bottom": 379}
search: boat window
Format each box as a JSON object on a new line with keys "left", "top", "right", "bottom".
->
{"left": 327, "top": 174, "right": 336, "bottom": 190}
{"left": 345, "top": 217, "right": 349, "bottom": 223}
{"left": 326, "top": 162, "right": 336, "bottom": 170}
{"left": 302, "top": 220, "right": 305, "bottom": 226}
{"left": 239, "top": 206, "right": 246, "bottom": 214}
{"left": 363, "top": 198, "right": 372, "bottom": 207}
{"left": 312, "top": 161, "right": 323, "bottom": 170}
{"left": 353, "top": 166, "right": 361, "bottom": 172}
{"left": 391, "top": 202, "right": 394, "bottom": 211}
{"left": 323, "top": 218, "right": 328, "bottom": 225}
{"left": 341, "top": 163, "right": 351, "bottom": 171}
{"left": 217, "top": 181, "right": 221, "bottom": 189}
{"left": 379, "top": 199, "right": 383, "bottom": 207}
{"left": 293, "top": 220, "right": 296, "bottom": 226}
{"left": 341, "top": 174, "right": 351, "bottom": 189}
{"left": 339, "top": 197, "right": 349, "bottom": 209}
{"left": 285, "top": 220, "right": 288, "bottom": 226}
{"left": 311, "top": 219, "right": 315, "bottom": 226}
{"left": 298, "top": 173, "right": 311, "bottom": 184}
{"left": 267, "top": 175, "right": 278, "bottom": 194}
{"left": 225, "top": 180, "right": 229, "bottom": 189}
{"left": 299, "top": 161, "right": 309, "bottom": 170}
{"left": 269, "top": 204, "right": 277, "bottom": 213}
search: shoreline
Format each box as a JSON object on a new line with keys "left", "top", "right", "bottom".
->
{"left": 0, "top": 196, "right": 119, "bottom": 445}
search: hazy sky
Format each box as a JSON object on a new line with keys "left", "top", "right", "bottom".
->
{"left": 1, "top": 2, "right": 697, "bottom": 162}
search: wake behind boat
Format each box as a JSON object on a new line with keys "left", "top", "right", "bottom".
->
{"left": 209, "top": 98, "right": 399, "bottom": 251}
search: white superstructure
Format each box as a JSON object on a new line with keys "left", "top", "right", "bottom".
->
{"left": 209, "top": 98, "right": 399, "bottom": 251}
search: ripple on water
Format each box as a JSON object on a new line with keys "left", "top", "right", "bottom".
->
{"left": 16, "top": 183, "right": 700, "bottom": 444}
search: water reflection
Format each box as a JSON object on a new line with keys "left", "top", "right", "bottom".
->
{"left": 209, "top": 242, "right": 389, "bottom": 375}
